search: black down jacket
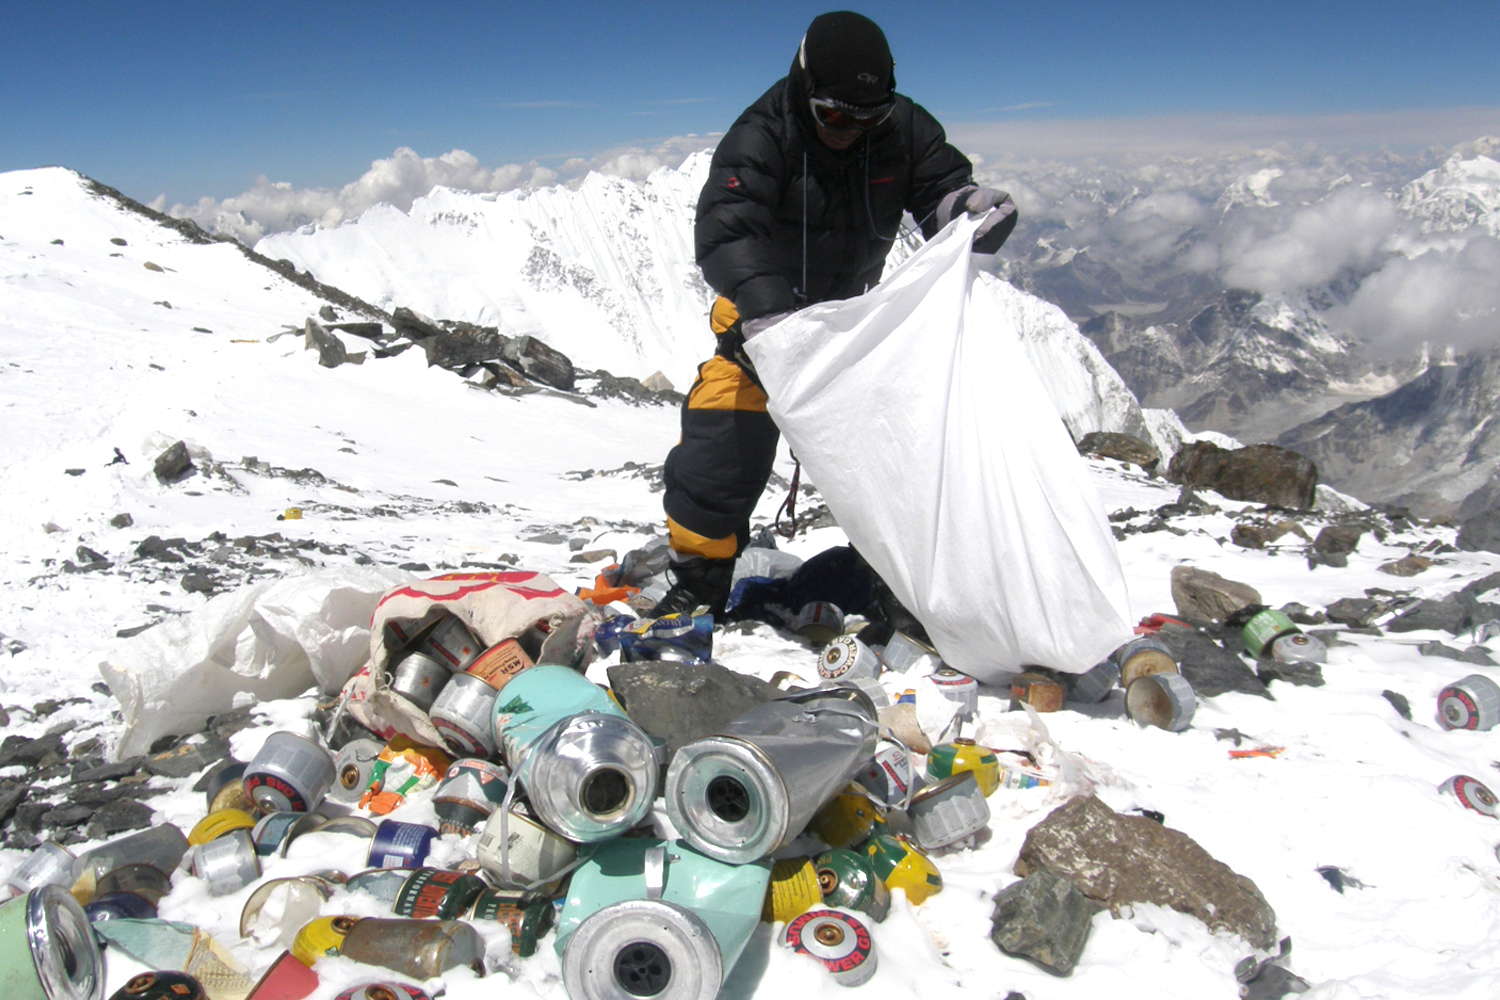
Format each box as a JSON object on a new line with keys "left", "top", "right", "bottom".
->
{"left": 695, "top": 62, "right": 975, "bottom": 322}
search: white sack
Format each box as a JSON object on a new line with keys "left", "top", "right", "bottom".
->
{"left": 744, "top": 215, "right": 1133, "bottom": 680}
{"left": 99, "top": 565, "right": 414, "bottom": 760}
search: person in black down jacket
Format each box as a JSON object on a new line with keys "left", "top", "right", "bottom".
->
{"left": 654, "top": 10, "right": 1017, "bottom": 618}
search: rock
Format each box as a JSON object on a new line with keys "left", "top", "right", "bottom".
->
{"left": 1256, "top": 661, "right": 1324, "bottom": 687}
{"left": 1170, "top": 566, "right": 1262, "bottom": 623}
{"left": 87, "top": 799, "right": 154, "bottom": 838}
{"left": 1077, "top": 432, "right": 1160, "bottom": 472}
{"left": 1167, "top": 441, "right": 1317, "bottom": 510}
{"left": 502, "top": 335, "right": 575, "bottom": 391}
{"left": 329, "top": 322, "right": 384, "bottom": 340}
{"left": 134, "top": 536, "right": 185, "bottom": 562}
{"left": 43, "top": 803, "right": 93, "bottom": 829}
{"left": 0, "top": 734, "right": 65, "bottom": 768}
{"left": 153, "top": 441, "right": 193, "bottom": 483}
{"left": 73, "top": 758, "right": 144, "bottom": 783}
{"left": 391, "top": 306, "right": 443, "bottom": 340}
{"left": 304, "top": 318, "right": 347, "bottom": 368}
{"left": 641, "top": 371, "right": 676, "bottom": 393}
{"left": 990, "top": 870, "right": 1096, "bottom": 975}
{"left": 75, "top": 545, "right": 110, "bottom": 568}
{"left": 1314, "top": 524, "right": 1363, "bottom": 556}
{"left": 1016, "top": 795, "right": 1277, "bottom": 949}
{"left": 570, "top": 549, "right": 617, "bottom": 565}
{"left": 423, "top": 324, "right": 508, "bottom": 369}
{"left": 1379, "top": 555, "right": 1433, "bottom": 577}
{"left": 1382, "top": 690, "right": 1412, "bottom": 720}
{"left": 181, "top": 572, "right": 216, "bottom": 595}
{"left": 318, "top": 304, "right": 337, "bottom": 321}
{"left": 110, "top": 237, "right": 128, "bottom": 246}
{"left": 1152, "top": 622, "right": 1269, "bottom": 699}
{"left": 143, "top": 261, "right": 164, "bottom": 272}
{"left": 0, "top": 786, "right": 26, "bottom": 828}
{"left": 1418, "top": 641, "right": 1496, "bottom": 666}
{"left": 110, "top": 512, "right": 134, "bottom": 529}
{"left": 143, "top": 736, "right": 229, "bottom": 778}
{"left": 1230, "top": 521, "right": 1309, "bottom": 549}
{"left": 607, "top": 661, "right": 782, "bottom": 757}
{"left": 1457, "top": 508, "right": 1500, "bottom": 554}
{"left": 1324, "top": 598, "right": 1378, "bottom": 628}
{"left": 1385, "top": 594, "right": 1468, "bottom": 634}
{"left": 1279, "top": 603, "right": 1325, "bottom": 625}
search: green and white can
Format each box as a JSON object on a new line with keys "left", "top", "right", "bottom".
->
{"left": 0, "top": 885, "right": 103, "bottom": 1000}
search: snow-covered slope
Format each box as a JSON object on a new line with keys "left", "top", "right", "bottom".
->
{"left": 1398, "top": 142, "right": 1500, "bottom": 237}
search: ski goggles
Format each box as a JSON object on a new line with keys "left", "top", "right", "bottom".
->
{"left": 809, "top": 94, "right": 895, "bottom": 132}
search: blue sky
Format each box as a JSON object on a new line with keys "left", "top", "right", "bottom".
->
{"left": 4, "top": 1, "right": 1500, "bottom": 204}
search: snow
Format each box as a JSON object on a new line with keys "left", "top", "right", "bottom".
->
{"left": 5, "top": 164, "right": 1500, "bottom": 999}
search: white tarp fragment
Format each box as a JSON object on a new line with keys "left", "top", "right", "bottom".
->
{"left": 745, "top": 215, "right": 1134, "bottom": 679}
{"left": 99, "top": 566, "right": 413, "bottom": 760}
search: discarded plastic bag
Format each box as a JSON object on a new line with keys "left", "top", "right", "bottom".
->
{"left": 745, "top": 215, "right": 1132, "bottom": 679}
{"left": 100, "top": 566, "right": 413, "bottom": 760}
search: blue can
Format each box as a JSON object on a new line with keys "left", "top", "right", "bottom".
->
{"left": 367, "top": 820, "right": 437, "bottom": 870}
{"left": 83, "top": 890, "right": 157, "bottom": 923}
{"left": 618, "top": 613, "right": 714, "bottom": 664}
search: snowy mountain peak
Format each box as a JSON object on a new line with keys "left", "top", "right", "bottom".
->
{"left": 1398, "top": 146, "right": 1500, "bottom": 236}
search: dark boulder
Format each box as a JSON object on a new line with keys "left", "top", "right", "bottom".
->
{"left": 1458, "top": 508, "right": 1500, "bottom": 554}
{"left": 424, "top": 324, "right": 509, "bottom": 369}
{"left": 153, "top": 441, "right": 193, "bottom": 483}
{"left": 1077, "top": 432, "right": 1160, "bottom": 473}
{"left": 990, "top": 870, "right": 1096, "bottom": 975}
{"left": 1168, "top": 442, "right": 1317, "bottom": 510}
{"left": 503, "top": 335, "right": 575, "bottom": 392}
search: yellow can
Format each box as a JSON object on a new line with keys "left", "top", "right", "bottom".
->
{"left": 807, "top": 786, "right": 883, "bottom": 850}
{"left": 761, "top": 857, "right": 822, "bottom": 923}
{"left": 925, "top": 738, "right": 1001, "bottom": 797}
{"left": 282, "top": 508, "right": 303, "bottom": 520}
{"left": 187, "top": 809, "right": 258, "bottom": 847}
{"left": 865, "top": 834, "right": 944, "bottom": 906}
{"left": 290, "top": 915, "right": 360, "bottom": 967}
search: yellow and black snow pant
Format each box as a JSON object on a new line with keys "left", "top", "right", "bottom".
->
{"left": 662, "top": 297, "right": 781, "bottom": 561}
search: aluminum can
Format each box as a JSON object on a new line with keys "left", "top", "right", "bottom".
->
{"left": 496, "top": 665, "right": 658, "bottom": 842}
{"left": 432, "top": 759, "right": 510, "bottom": 836}
{"left": 1125, "top": 673, "right": 1198, "bottom": 732}
{"left": 818, "top": 636, "right": 881, "bottom": 683}
{"left": 824, "top": 676, "right": 890, "bottom": 709}
{"left": 1439, "top": 674, "right": 1500, "bottom": 731}
{"left": 367, "top": 820, "right": 436, "bottom": 870}
{"left": 388, "top": 651, "right": 451, "bottom": 713}
{"left": 249, "top": 813, "right": 301, "bottom": 858}
{"left": 203, "top": 762, "right": 256, "bottom": 815}
{"left": 239, "top": 875, "right": 339, "bottom": 946}
{"left": 189, "top": 830, "right": 260, "bottom": 896}
{"left": 428, "top": 673, "right": 500, "bottom": 759}
{"left": 338, "top": 919, "right": 487, "bottom": 980}
{"left": 880, "top": 631, "right": 942, "bottom": 674}
{"left": 346, "top": 869, "right": 413, "bottom": 907}
{"left": 780, "top": 908, "right": 877, "bottom": 987}
{"left": 793, "top": 602, "right": 844, "bottom": 645}
{"left": 246, "top": 950, "right": 319, "bottom": 1000}
{"left": 807, "top": 787, "right": 883, "bottom": 851}
{"left": 618, "top": 612, "right": 715, "bottom": 664}
{"left": 107, "top": 972, "right": 206, "bottom": 1000}
{"left": 666, "top": 687, "right": 880, "bottom": 864}
{"left": 464, "top": 638, "right": 534, "bottom": 690}
{"left": 854, "top": 741, "right": 915, "bottom": 808}
{"left": 94, "top": 865, "right": 172, "bottom": 907}
{"left": 1068, "top": 659, "right": 1120, "bottom": 703}
{"left": 1009, "top": 672, "right": 1065, "bottom": 713}
{"left": 244, "top": 732, "right": 336, "bottom": 813}
{"left": 1442, "top": 775, "right": 1499, "bottom": 816}
{"left": 188, "top": 809, "right": 257, "bottom": 847}
{"left": 814, "top": 850, "right": 889, "bottom": 922}
{"left": 469, "top": 890, "right": 553, "bottom": 957}
{"left": 931, "top": 666, "right": 980, "bottom": 718}
{"left": 1113, "top": 637, "right": 1179, "bottom": 688}
{"left": 82, "top": 891, "right": 156, "bottom": 923}
{"left": 926, "top": 738, "right": 1000, "bottom": 797}
{"left": 761, "top": 858, "right": 822, "bottom": 923}
{"left": 0, "top": 884, "right": 104, "bottom": 1000}
{"left": 330, "top": 739, "right": 387, "bottom": 804}
{"left": 1271, "top": 631, "right": 1327, "bottom": 664}
{"left": 908, "top": 771, "right": 990, "bottom": 850}
{"left": 1242, "top": 609, "right": 1300, "bottom": 658}
{"left": 419, "top": 613, "right": 483, "bottom": 671}
{"left": 333, "top": 985, "right": 432, "bottom": 1000}
{"left": 71, "top": 826, "right": 188, "bottom": 888}
{"left": 392, "top": 869, "right": 486, "bottom": 920}
{"left": 864, "top": 834, "right": 943, "bottom": 905}
{"left": 474, "top": 807, "right": 578, "bottom": 889}
{"left": 291, "top": 915, "right": 359, "bottom": 967}
{"left": 5, "top": 844, "right": 75, "bottom": 899}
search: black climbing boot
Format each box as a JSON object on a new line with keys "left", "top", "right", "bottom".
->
{"left": 651, "top": 556, "right": 735, "bottom": 619}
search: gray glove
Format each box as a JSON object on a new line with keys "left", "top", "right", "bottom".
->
{"left": 936, "top": 185, "right": 1019, "bottom": 254}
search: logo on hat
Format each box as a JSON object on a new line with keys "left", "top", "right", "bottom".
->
{"left": 857, "top": 72, "right": 878, "bottom": 84}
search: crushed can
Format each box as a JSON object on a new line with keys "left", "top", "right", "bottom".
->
{"left": 432, "top": 759, "right": 510, "bottom": 836}
{"left": 392, "top": 869, "right": 486, "bottom": 920}
{"left": 930, "top": 666, "right": 980, "bottom": 718}
{"left": 864, "top": 834, "right": 943, "bottom": 905}
{"left": 880, "top": 632, "right": 941, "bottom": 674}
{"left": 1068, "top": 659, "right": 1120, "bottom": 704}
{"left": 291, "top": 915, "right": 359, "bottom": 967}
{"left": 814, "top": 850, "right": 889, "bottom": 922}
{"left": 107, "top": 972, "right": 206, "bottom": 1000}
{"left": 475, "top": 806, "right": 578, "bottom": 890}
{"left": 593, "top": 615, "right": 638, "bottom": 658}
{"left": 1125, "top": 673, "right": 1197, "bottom": 732}
{"left": 1442, "top": 775, "right": 1499, "bottom": 816}
{"left": 1009, "top": 671, "right": 1065, "bottom": 713}
{"left": 244, "top": 732, "right": 336, "bottom": 813}
{"left": 333, "top": 985, "right": 432, "bottom": 1000}
{"left": 556, "top": 839, "right": 770, "bottom": 1000}
{"left": 428, "top": 673, "right": 501, "bottom": 759}
{"left": 367, "top": 820, "right": 437, "bottom": 870}
{"left": 338, "top": 919, "right": 486, "bottom": 980}
{"left": 82, "top": 891, "right": 156, "bottom": 923}
{"left": 618, "top": 612, "right": 714, "bottom": 664}
{"left": 854, "top": 741, "right": 916, "bottom": 808}
{"left": 4, "top": 844, "right": 75, "bottom": 900}
{"left": 496, "top": 665, "right": 658, "bottom": 842}
{"left": 71, "top": 826, "right": 189, "bottom": 890}
{"left": 793, "top": 602, "right": 844, "bottom": 645}
{"left": 1439, "top": 674, "right": 1500, "bottom": 731}
{"left": 907, "top": 771, "right": 990, "bottom": 850}
{"left": 807, "top": 787, "right": 884, "bottom": 851}
{"left": 1242, "top": 609, "right": 1300, "bottom": 659}
{"left": 464, "top": 638, "right": 535, "bottom": 690}
{"left": 188, "top": 830, "right": 261, "bottom": 896}
{"left": 818, "top": 635, "right": 881, "bottom": 683}
{"left": 246, "top": 951, "right": 318, "bottom": 1000}
{"left": 330, "top": 739, "right": 387, "bottom": 805}
{"left": 239, "top": 876, "right": 340, "bottom": 947}
{"left": 388, "top": 651, "right": 451, "bottom": 713}
{"left": 1113, "top": 637, "right": 1179, "bottom": 688}
{"left": 188, "top": 810, "right": 257, "bottom": 847}
{"left": 781, "top": 908, "right": 877, "bottom": 987}
{"left": 0, "top": 884, "right": 104, "bottom": 1000}
{"left": 666, "top": 687, "right": 880, "bottom": 864}
{"left": 469, "top": 889, "right": 554, "bottom": 957}
{"left": 761, "top": 858, "right": 822, "bottom": 924}
{"left": 1271, "top": 631, "right": 1327, "bottom": 664}
{"left": 926, "top": 738, "right": 1000, "bottom": 796}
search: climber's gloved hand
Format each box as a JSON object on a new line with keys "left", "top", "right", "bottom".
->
{"left": 936, "top": 185, "right": 1019, "bottom": 254}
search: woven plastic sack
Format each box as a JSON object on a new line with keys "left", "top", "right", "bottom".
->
{"left": 744, "top": 215, "right": 1133, "bottom": 679}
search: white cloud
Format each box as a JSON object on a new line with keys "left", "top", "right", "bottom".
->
{"left": 1338, "top": 234, "right": 1500, "bottom": 355}
{"left": 1221, "top": 185, "right": 1399, "bottom": 293}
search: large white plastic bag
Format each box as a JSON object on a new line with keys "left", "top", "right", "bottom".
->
{"left": 744, "top": 215, "right": 1132, "bottom": 679}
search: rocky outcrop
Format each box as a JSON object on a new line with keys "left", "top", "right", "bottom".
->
{"left": 1168, "top": 441, "right": 1318, "bottom": 510}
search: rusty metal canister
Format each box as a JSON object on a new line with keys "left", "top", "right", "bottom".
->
{"left": 814, "top": 850, "right": 889, "bottom": 922}
{"left": 388, "top": 651, "right": 451, "bottom": 713}
{"left": 419, "top": 614, "right": 483, "bottom": 671}
{"left": 392, "top": 869, "right": 486, "bottom": 920}
{"left": 464, "top": 638, "right": 534, "bottom": 690}
{"left": 244, "top": 732, "right": 336, "bottom": 813}
{"left": 432, "top": 759, "right": 510, "bottom": 836}
{"left": 189, "top": 829, "right": 261, "bottom": 896}
{"left": 1113, "top": 637, "right": 1179, "bottom": 688}
{"left": 338, "top": 919, "right": 487, "bottom": 980}
{"left": 1125, "top": 673, "right": 1198, "bottom": 731}
{"left": 330, "top": 739, "right": 386, "bottom": 805}
{"left": 428, "top": 673, "right": 500, "bottom": 759}
{"left": 780, "top": 908, "right": 877, "bottom": 987}
{"left": 107, "top": 972, "right": 207, "bottom": 1000}
{"left": 818, "top": 635, "right": 881, "bottom": 683}
{"left": 1009, "top": 672, "right": 1065, "bottom": 713}
{"left": 907, "top": 771, "right": 990, "bottom": 850}
{"left": 469, "top": 889, "right": 554, "bottom": 957}
{"left": 333, "top": 986, "right": 432, "bottom": 1000}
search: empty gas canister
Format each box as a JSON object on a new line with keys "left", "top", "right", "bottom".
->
{"left": 814, "top": 849, "right": 889, "bottom": 922}
{"left": 926, "top": 738, "right": 1000, "bottom": 796}
{"left": 864, "top": 834, "right": 942, "bottom": 905}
